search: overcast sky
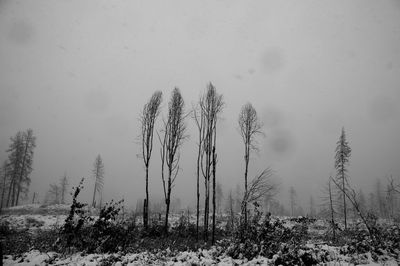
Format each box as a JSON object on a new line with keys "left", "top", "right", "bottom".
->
{"left": 1, "top": 0, "right": 400, "bottom": 209}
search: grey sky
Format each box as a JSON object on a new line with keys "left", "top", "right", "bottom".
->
{"left": 1, "top": 0, "right": 400, "bottom": 209}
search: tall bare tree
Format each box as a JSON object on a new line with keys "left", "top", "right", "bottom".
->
{"left": 198, "top": 83, "right": 223, "bottom": 243}
{"left": 92, "top": 154, "right": 104, "bottom": 208}
{"left": 140, "top": 91, "right": 162, "bottom": 229}
{"left": 238, "top": 103, "right": 263, "bottom": 225}
{"left": 193, "top": 97, "right": 206, "bottom": 240}
{"left": 159, "top": 88, "right": 186, "bottom": 234}
{"left": 334, "top": 127, "right": 351, "bottom": 229}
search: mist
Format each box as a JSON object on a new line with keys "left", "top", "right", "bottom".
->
{"left": 1, "top": 0, "right": 400, "bottom": 213}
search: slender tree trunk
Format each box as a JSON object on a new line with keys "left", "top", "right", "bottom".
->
{"left": 204, "top": 176, "right": 209, "bottom": 242}
{"left": 342, "top": 165, "right": 347, "bottom": 230}
{"left": 165, "top": 197, "right": 170, "bottom": 234}
{"left": 143, "top": 198, "right": 147, "bottom": 227}
{"left": 10, "top": 179, "right": 16, "bottom": 207}
{"left": 145, "top": 166, "right": 149, "bottom": 229}
{"left": 196, "top": 154, "right": 200, "bottom": 240}
{"left": 92, "top": 180, "right": 97, "bottom": 208}
{"left": 328, "top": 179, "right": 336, "bottom": 241}
{"left": 212, "top": 149, "right": 216, "bottom": 244}
{"left": 164, "top": 178, "right": 172, "bottom": 234}
{"left": 32, "top": 192, "right": 36, "bottom": 204}
{"left": 211, "top": 129, "right": 217, "bottom": 245}
{"left": 6, "top": 179, "right": 14, "bottom": 207}
{"left": 244, "top": 144, "right": 249, "bottom": 225}
{"left": 196, "top": 135, "right": 201, "bottom": 240}
{"left": 229, "top": 192, "right": 234, "bottom": 228}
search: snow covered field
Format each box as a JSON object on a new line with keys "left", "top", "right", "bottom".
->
{"left": 3, "top": 247, "right": 397, "bottom": 265}
{"left": 1, "top": 204, "right": 399, "bottom": 265}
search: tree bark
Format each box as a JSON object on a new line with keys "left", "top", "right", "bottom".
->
{"left": 342, "top": 165, "right": 347, "bottom": 230}
{"left": 145, "top": 166, "right": 149, "bottom": 229}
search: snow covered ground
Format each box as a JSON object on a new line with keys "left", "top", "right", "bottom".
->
{"left": 4, "top": 248, "right": 397, "bottom": 265}
{"left": 1, "top": 204, "right": 399, "bottom": 265}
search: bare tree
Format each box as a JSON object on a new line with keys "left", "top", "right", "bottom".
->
{"left": 60, "top": 173, "right": 68, "bottom": 204}
{"left": 328, "top": 177, "right": 337, "bottom": 240}
{"left": 320, "top": 177, "right": 338, "bottom": 241}
{"left": 334, "top": 127, "right": 351, "bottom": 230}
{"left": 388, "top": 175, "right": 400, "bottom": 194}
{"left": 198, "top": 83, "right": 223, "bottom": 243}
{"left": 192, "top": 96, "right": 206, "bottom": 240}
{"left": 159, "top": 88, "right": 187, "bottom": 234}
{"left": 92, "top": 154, "right": 104, "bottom": 208}
{"left": 140, "top": 91, "right": 162, "bottom": 229}
{"left": 331, "top": 178, "right": 377, "bottom": 242}
{"left": 240, "top": 168, "right": 277, "bottom": 220}
{"left": 238, "top": 103, "right": 263, "bottom": 225}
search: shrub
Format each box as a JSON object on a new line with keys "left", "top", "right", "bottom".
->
{"left": 58, "top": 178, "right": 92, "bottom": 251}
{"left": 226, "top": 202, "right": 311, "bottom": 263}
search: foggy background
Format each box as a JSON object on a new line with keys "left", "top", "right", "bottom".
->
{"left": 1, "top": 0, "right": 399, "bottom": 211}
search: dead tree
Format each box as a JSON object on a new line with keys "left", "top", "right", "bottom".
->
{"left": 140, "top": 91, "right": 162, "bottom": 229}
{"left": 388, "top": 175, "right": 400, "bottom": 194}
{"left": 159, "top": 88, "right": 186, "bottom": 234}
{"left": 193, "top": 97, "right": 206, "bottom": 240}
{"left": 331, "top": 178, "right": 377, "bottom": 242}
{"left": 328, "top": 177, "right": 337, "bottom": 240}
{"left": 334, "top": 127, "right": 351, "bottom": 230}
{"left": 92, "top": 154, "right": 104, "bottom": 208}
{"left": 240, "top": 168, "right": 277, "bottom": 220}
{"left": 238, "top": 103, "right": 263, "bottom": 225}
{"left": 199, "top": 83, "right": 223, "bottom": 243}
{"left": 320, "top": 176, "right": 338, "bottom": 241}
